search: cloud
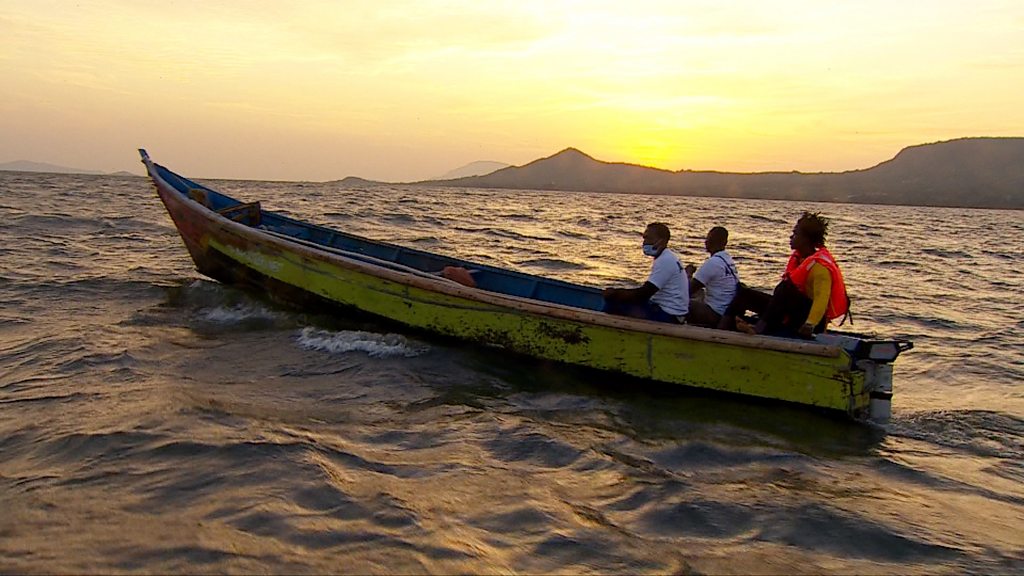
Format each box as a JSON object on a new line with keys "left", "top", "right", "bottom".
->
{"left": 262, "top": 1, "right": 557, "bottom": 68}
{"left": 964, "top": 51, "right": 1024, "bottom": 71}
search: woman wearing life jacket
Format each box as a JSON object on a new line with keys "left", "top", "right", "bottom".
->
{"left": 722, "top": 212, "right": 848, "bottom": 338}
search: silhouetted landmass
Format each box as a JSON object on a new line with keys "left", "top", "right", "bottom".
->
{"left": 330, "top": 176, "right": 386, "bottom": 187}
{"left": 0, "top": 160, "right": 104, "bottom": 175}
{"left": 423, "top": 138, "right": 1024, "bottom": 209}
{"left": 0, "top": 161, "right": 143, "bottom": 177}
{"left": 433, "top": 160, "right": 511, "bottom": 180}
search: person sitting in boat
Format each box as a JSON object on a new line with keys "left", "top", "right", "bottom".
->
{"left": 720, "top": 212, "right": 849, "bottom": 338}
{"left": 602, "top": 222, "right": 689, "bottom": 324}
{"left": 684, "top": 226, "right": 739, "bottom": 328}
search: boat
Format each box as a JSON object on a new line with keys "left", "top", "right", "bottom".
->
{"left": 140, "top": 149, "right": 911, "bottom": 422}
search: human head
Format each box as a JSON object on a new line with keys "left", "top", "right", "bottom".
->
{"left": 790, "top": 212, "right": 829, "bottom": 255}
{"left": 642, "top": 222, "right": 671, "bottom": 256}
{"left": 704, "top": 226, "right": 728, "bottom": 254}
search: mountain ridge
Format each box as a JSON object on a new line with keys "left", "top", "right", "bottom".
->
{"left": 5, "top": 138, "right": 1021, "bottom": 208}
{"left": 0, "top": 160, "right": 106, "bottom": 175}
{"left": 423, "top": 137, "right": 1024, "bottom": 209}
{"left": 433, "top": 160, "right": 510, "bottom": 180}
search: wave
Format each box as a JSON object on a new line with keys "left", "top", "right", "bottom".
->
{"left": 184, "top": 302, "right": 297, "bottom": 335}
{"left": 57, "top": 350, "right": 138, "bottom": 374}
{"left": 557, "top": 230, "right": 593, "bottom": 240}
{"left": 515, "top": 258, "right": 591, "bottom": 271}
{"left": 296, "top": 327, "right": 428, "bottom": 358}
{"left": 876, "top": 259, "right": 918, "bottom": 268}
{"left": 25, "top": 276, "right": 170, "bottom": 296}
{"left": 165, "top": 279, "right": 230, "bottom": 306}
{"left": 494, "top": 213, "right": 537, "bottom": 222}
{"left": 889, "top": 409, "right": 1024, "bottom": 459}
{"left": 0, "top": 315, "right": 30, "bottom": 327}
{"left": 451, "top": 227, "right": 555, "bottom": 242}
{"left": 747, "top": 214, "right": 788, "bottom": 224}
{"left": 8, "top": 213, "right": 100, "bottom": 229}
{"left": 145, "top": 280, "right": 303, "bottom": 332}
{"left": 921, "top": 247, "right": 973, "bottom": 259}
{"left": 384, "top": 213, "right": 417, "bottom": 224}
{"left": 199, "top": 303, "right": 283, "bottom": 324}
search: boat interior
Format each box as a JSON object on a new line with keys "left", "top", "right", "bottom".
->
{"left": 153, "top": 163, "right": 609, "bottom": 311}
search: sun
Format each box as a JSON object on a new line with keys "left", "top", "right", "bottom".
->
{"left": 620, "top": 144, "right": 679, "bottom": 171}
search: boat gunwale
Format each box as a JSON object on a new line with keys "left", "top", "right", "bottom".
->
{"left": 145, "top": 158, "right": 845, "bottom": 359}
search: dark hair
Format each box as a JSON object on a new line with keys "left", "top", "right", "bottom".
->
{"left": 796, "top": 212, "right": 829, "bottom": 247}
{"left": 647, "top": 222, "right": 671, "bottom": 242}
{"left": 708, "top": 226, "right": 729, "bottom": 245}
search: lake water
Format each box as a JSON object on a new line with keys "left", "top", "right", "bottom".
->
{"left": 1, "top": 170, "right": 1021, "bottom": 574}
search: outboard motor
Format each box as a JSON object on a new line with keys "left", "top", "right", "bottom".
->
{"left": 858, "top": 340, "right": 913, "bottom": 422}
{"left": 815, "top": 334, "right": 913, "bottom": 423}
{"left": 861, "top": 361, "right": 894, "bottom": 422}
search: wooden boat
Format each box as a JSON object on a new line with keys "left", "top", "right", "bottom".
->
{"left": 141, "top": 150, "right": 911, "bottom": 421}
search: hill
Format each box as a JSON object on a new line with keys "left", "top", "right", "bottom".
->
{"left": 0, "top": 160, "right": 104, "bottom": 175}
{"left": 425, "top": 138, "right": 1024, "bottom": 209}
{"left": 329, "top": 176, "right": 386, "bottom": 187}
{"left": 434, "top": 160, "right": 510, "bottom": 180}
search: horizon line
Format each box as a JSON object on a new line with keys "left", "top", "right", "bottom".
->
{"left": 2, "top": 135, "right": 1021, "bottom": 182}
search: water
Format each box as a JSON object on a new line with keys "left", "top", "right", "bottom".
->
{"left": 1, "top": 171, "right": 1021, "bottom": 574}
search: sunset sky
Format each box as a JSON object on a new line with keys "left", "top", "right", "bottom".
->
{"left": 2, "top": 0, "right": 1022, "bottom": 181}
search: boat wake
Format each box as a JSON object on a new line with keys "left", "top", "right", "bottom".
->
{"left": 889, "top": 409, "right": 1024, "bottom": 460}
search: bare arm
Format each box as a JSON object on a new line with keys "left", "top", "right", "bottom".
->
{"left": 603, "top": 281, "right": 659, "bottom": 303}
{"left": 689, "top": 276, "right": 705, "bottom": 296}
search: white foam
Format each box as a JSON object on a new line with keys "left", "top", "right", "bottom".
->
{"left": 200, "top": 303, "right": 280, "bottom": 323}
{"left": 296, "top": 326, "right": 428, "bottom": 358}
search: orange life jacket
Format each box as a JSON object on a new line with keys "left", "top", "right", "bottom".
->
{"left": 783, "top": 247, "right": 849, "bottom": 321}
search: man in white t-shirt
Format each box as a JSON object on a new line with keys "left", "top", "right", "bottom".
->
{"left": 603, "top": 222, "right": 689, "bottom": 324}
{"left": 685, "top": 226, "right": 739, "bottom": 328}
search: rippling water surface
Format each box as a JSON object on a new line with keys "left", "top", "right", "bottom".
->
{"left": 1, "top": 171, "right": 1021, "bottom": 574}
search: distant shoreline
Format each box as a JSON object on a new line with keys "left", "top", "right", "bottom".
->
{"left": 5, "top": 136, "right": 1021, "bottom": 209}
{"left": 3, "top": 168, "right": 1018, "bottom": 212}
{"left": 413, "top": 138, "right": 1024, "bottom": 211}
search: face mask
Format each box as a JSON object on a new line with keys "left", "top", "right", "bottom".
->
{"left": 642, "top": 243, "right": 660, "bottom": 257}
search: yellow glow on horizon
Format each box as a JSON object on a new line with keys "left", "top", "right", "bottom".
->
{"left": 1, "top": 0, "right": 1022, "bottom": 180}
